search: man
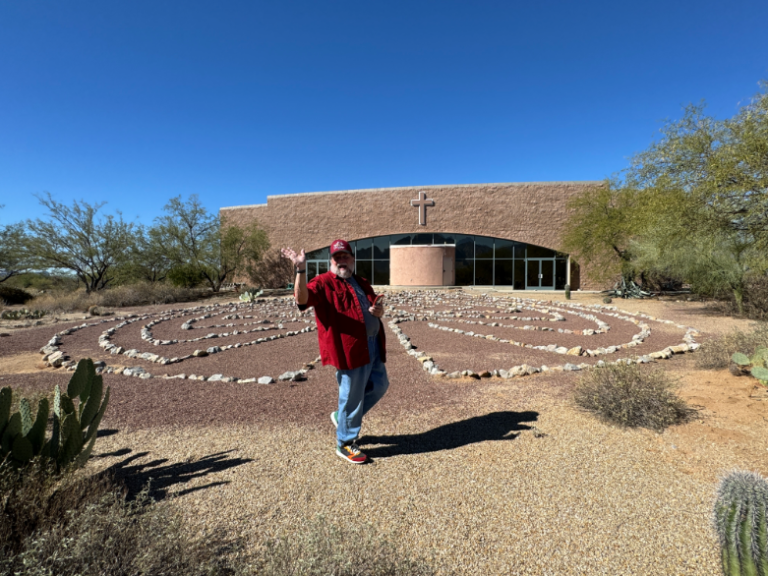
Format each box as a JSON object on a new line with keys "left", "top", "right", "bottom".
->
{"left": 281, "top": 239, "right": 389, "bottom": 464}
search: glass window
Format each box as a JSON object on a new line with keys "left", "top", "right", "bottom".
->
{"left": 433, "top": 233, "right": 454, "bottom": 245}
{"left": 495, "top": 239, "right": 515, "bottom": 259}
{"left": 373, "top": 261, "right": 390, "bottom": 285}
{"left": 356, "top": 260, "right": 372, "bottom": 281}
{"left": 318, "top": 261, "right": 328, "bottom": 275}
{"left": 391, "top": 234, "right": 411, "bottom": 245}
{"left": 514, "top": 260, "right": 525, "bottom": 290}
{"left": 475, "top": 260, "right": 493, "bottom": 285}
{"left": 495, "top": 260, "right": 513, "bottom": 285}
{"left": 455, "top": 258, "right": 474, "bottom": 286}
{"left": 475, "top": 236, "right": 493, "bottom": 259}
{"left": 455, "top": 235, "right": 474, "bottom": 259}
{"left": 527, "top": 244, "right": 556, "bottom": 258}
{"left": 555, "top": 259, "right": 567, "bottom": 290}
{"left": 307, "top": 262, "right": 318, "bottom": 281}
{"left": 355, "top": 238, "right": 373, "bottom": 260}
{"left": 306, "top": 246, "right": 329, "bottom": 260}
{"left": 413, "top": 233, "right": 432, "bottom": 245}
{"left": 373, "top": 236, "right": 390, "bottom": 259}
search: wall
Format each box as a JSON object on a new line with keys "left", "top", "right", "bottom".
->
{"left": 390, "top": 245, "right": 455, "bottom": 286}
{"left": 221, "top": 181, "right": 603, "bottom": 290}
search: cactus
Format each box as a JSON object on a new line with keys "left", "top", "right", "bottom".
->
{"left": 732, "top": 352, "right": 751, "bottom": 366}
{"left": 750, "top": 347, "right": 768, "bottom": 368}
{"left": 713, "top": 470, "right": 768, "bottom": 576}
{"left": 239, "top": 288, "right": 264, "bottom": 302}
{"left": 0, "top": 358, "right": 110, "bottom": 470}
{"left": 603, "top": 296, "right": 612, "bottom": 304}
{"left": 564, "top": 284, "right": 571, "bottom": 300}
{"left": 751, "top": 366, "right": 768, "bottom": 385}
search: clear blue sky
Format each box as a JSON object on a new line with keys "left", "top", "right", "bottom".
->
{"left": 1, "top": 0, "right": 767, "bottom": 226}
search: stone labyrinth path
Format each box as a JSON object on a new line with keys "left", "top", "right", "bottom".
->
{"left": 38, "top": 291, "right": 700, "bottom": 383}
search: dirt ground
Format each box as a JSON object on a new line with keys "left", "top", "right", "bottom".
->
{"left": 1, "top": 290, "right": 766, "bottom": 575}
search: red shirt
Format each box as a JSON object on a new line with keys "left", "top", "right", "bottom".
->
{"left": 298, "top": 271, "right": 387, "bottom": 370}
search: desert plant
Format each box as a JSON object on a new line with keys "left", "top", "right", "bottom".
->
{"left": 0, "top": 308, "right": 46, "bottom": 320}
{"left": 731, "top": 349, "right": 768, "bottom": 386}
{"left": 602, "top": 296, "right": 612, "bottom": 304}
{"left": 573, "top": 363, "right": 696, "bottom": 431}
{"left": 0, "top": 285, "right": 33, "bottom": 305}
{"left": 696, "top": 324, "right": 768, "bottom": 370}
{"left": 239, "top": 288, "right": 264, "bottom": 302}
{"left": 0, "top": 359, "right": 109, "bottom": 471}
{"left": 713, "top": 469, "right": 768, "bottom": 576}
{"left": 564, "top": 284, "right": 571, "bottom": 300}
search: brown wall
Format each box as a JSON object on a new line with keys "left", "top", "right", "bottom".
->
{"left": 390, "top": 245, "right": 455, "bottom": 286}
{"left": 221, "top": 182, "right": 603, "bottom": 290}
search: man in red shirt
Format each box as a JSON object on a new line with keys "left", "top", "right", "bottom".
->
{"left": 281, "top": 239, "right": 388, "bottom": 464}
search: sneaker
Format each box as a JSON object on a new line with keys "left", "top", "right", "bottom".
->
{"left": 330, "top": 411, "right": 338, "bottom": 428}
{"left": 336, "top": 443, "right": 367, "bottom": 464}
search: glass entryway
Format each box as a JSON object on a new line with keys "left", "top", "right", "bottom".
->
{"left": 526, "top": 259, "right": 555, "bottom": 290}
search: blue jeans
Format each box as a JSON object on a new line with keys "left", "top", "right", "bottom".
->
{"left": 335, "top": 335, "right": 390, "bottom": 447}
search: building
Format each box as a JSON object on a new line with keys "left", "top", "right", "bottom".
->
{"left": 221, "top": 181, "right": 601, "bottom": 290}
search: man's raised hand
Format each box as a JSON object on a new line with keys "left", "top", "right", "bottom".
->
{"left": 281, "top": 247, "right": 306, "bottom": 268}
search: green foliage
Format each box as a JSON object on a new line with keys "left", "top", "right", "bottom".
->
{"left": 750, "top": 366, "right": 768, "bottom": 383}
{"left": 0, "top": 285, "right": 33, "bottom": 305}
{"left": 573, "top": 363, "right": 696, "bottom": 431}
{"left": 26, "top": 193, "right": 136, "bottom": 293}
{"left": 564, "top": 284, "right": 571, "bottom": 300}
{"left": 697, "top": 324, "right": 768, "bottom": 369}
{"left": 0, "top": 359, "right": 109, "bottom": 471}
{"left": 167, "top": 263, "right": 205, "bottom": 288}
{"left": 732, "top": 352, "right": 751, "bottom": 366}
{"left": 0, "top": 308, "right": 46, "bottom": 320}
{"left": 0, "top": 217, "right": 32, "bottom": 284}
{"left": 239, "top": 288, "right": 264, "bottom": 302}
{"left": 713, "top": 470, "right": 768, "bottom": 576}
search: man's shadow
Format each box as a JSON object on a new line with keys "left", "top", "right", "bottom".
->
{"left": 358, "top": 410, "right": 538, "bottom": 458}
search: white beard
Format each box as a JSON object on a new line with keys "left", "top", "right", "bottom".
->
{"left": 331, "top": 261, "right": 354, "bottom": 279}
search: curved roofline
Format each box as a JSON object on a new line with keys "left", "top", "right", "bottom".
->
{"left": 220, "top": 181, "right": 603, "bottom": 210}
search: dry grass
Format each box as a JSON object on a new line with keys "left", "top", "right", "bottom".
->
{"left": 573, "top": 363, "right": 696, "bottom": 431}
{"left": 695, "top": 323, "right": 768, "bottom": 369}
{"left": 30, "top": 283, "right": 199, "bottom": 314}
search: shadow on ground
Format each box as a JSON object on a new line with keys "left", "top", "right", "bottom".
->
{"left": 103, "top": 449, "right": 253, "bottom": 500}
{"left": 359, "top": 410, "right": 538, "bottom": 458}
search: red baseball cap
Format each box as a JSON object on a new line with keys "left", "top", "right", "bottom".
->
{"left": 330, "top": 239, "right": 353, "bottom": 256}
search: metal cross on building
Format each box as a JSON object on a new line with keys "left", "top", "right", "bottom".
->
{"left": 410, "top": 191, "right": 435, "bottom": 226}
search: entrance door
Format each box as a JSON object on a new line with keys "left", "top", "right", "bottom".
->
{"left": 526, "top": 259, "right": 555, "bottom": 290}
{"left": 442, "top": 256, "right": 454, "bottom": 285}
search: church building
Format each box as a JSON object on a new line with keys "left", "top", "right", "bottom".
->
{"left": 221, "top": 182, "right": 601, "bottom": 290}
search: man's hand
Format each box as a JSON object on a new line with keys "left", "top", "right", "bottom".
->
{"left": 369, "top": 300, "right": 384, "bottom": 318}
{"left": 281, "top": 247, "right": 306, "bottom": 268}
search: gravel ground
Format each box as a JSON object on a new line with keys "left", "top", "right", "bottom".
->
{"left": 2, "top": 290, "right": 766, "bottom": 575}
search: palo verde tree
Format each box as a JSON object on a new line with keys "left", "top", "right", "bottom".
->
{"left": 562, "top": 82, "right": 768, "bottom": 313}
{"left": 26, "top": 193, "right": 136, "bottom": 293}
{"left": 155, "top": 195, "right": 269, "bottom": 292}
{"left": 0, "top": 207, "right": 32, "bottom": 284}
{"left": 114, "top": 224, "right": 174, "bottom": 284}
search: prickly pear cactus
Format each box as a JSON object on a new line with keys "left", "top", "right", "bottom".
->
{"left": 714, "top": 470, "right": 768, "bottom": 576}
{"left": 239, "top": 288, "right": 264, "bottom": 302}
{"left": 751, "top": 366, "right": 768, "bottom": 386}
{"left": 731, "top": 352, "right": 751, "bottom": 366}
{"left": 0, "top": 358, "right": 110, "bottom": 470}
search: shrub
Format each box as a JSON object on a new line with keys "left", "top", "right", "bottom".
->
{"left": 0, "top": 285, "right": 33, "bottom": 305}
{"left": 30, "top": 283, "right": 199, "bottom": 313}
{"left": 695, "top": 323, "right": 768, "bottom": 370}
{"left": 30, "top": 290, "right": 99, "bottom": 314}
{"left": 708, "top": 276, "right": 768, "bottom": 320}
{"left": 0, "top": 462, "right": 242, "bottom": 576}
{"left": 168, "top": 264, "right": 205, "bottom": 288}
{"left": 257, "top": 515, "right": 434, "bottom": 576}
{"left": 573, "top": 363, "right": 696, "bottom": 431}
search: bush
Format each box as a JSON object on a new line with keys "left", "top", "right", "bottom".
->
{"left": 0, "top": 285, "right": 33, "bottom": 305}
{"left": 168, "top": 264, "right": 205, "bottom": 288}
{"left": 0, "top": 461, "right": 242, "bottom": 576}
{"left": 573, "top": 363, "right": 696, "bottom": 431}
{"left": 30, "top": 283, "right": 199, "bottom": 313}
{"left": 257, "top": 515, "right": 434, "bottom": 576}
{"left": 708, "top": 276, "right": 768, "bottom": 320}
{"left": 695, "top": 323, "right": 768, "bottom": 370}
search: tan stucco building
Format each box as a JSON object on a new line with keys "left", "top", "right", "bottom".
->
{"left": 221, "top": 181, "right": 601, "bottom": 290}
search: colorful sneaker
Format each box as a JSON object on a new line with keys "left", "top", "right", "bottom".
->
{"left": 330, "top": 411, "right": 338, "bottom": 428}
{"left": 336, "top": 443, "right": 367, "bottom": 464}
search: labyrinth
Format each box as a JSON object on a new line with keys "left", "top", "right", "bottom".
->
{"left": 37, "top": 291, "right": 701, "bottom": 383}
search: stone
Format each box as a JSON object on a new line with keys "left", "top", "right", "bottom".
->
{"left": 258, "top": 376, "right": 275, "bottom": 384}
{"left": 566, "top": 346, "right": 582, "bottom": 356}
{"left": 478, "top": 370, "right": 492, "bottom": 378}
{"left": 669, "top": 344, "right": 689, "bottom": 354}
{"left": 208, "top": 374, "right": 224, "bottom": 382}
{"left": 192, "top": 350, "right": 209, "bottom": 357}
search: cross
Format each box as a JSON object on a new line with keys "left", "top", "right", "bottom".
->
{"left": 410, "top": 191, "right": 435, "bottom": 226}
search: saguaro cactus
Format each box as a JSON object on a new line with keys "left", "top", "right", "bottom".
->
{"left": 713, "top": 470, "right": 768, "bottom": 576}
{"left": 0, "top": 358, "right": 110, "bottom": 470}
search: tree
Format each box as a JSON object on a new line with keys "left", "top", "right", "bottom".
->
{"left": 0, "top": 208, "right": 32, "bottom": 283}
{"left": 155, "top": 195, "right": 269, "bottom": 292}
{"left": 113, "top": 224, "right": 174, "bottom": 284}
{"left": 562, "top": 82, "right": 768, "bottom": 313}
{"left": 26, "top": 193, "right": 136, "bottom": 293}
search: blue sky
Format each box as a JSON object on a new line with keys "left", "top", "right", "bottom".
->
{"left": 1, "top": 0, "right": 767, "bottom": 226}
